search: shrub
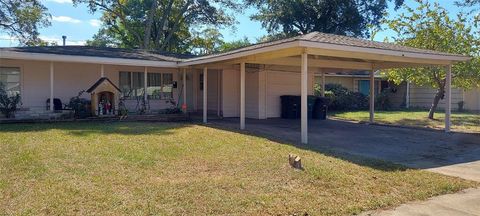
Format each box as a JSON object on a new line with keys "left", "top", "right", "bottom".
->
{"left": 68, "top": 91, "right": 91, "bottom": 119}
{"left": 0, "top": 84, "right": 21, "bottom": 118}
{"left": 458, "top": 101, "right": 465, "bottom": 112}
{"left": 324, "top": 84, "right": 369, "bottom": 110}
{"left": 375, "top": 88, "right": 393, "bottom": 110}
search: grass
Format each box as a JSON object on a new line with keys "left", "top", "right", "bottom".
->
{"left": 0, "top": 122, "right": 477, "bottom": 215}
{"left": 331, "top": 110, "right": 480, "bottom": 133}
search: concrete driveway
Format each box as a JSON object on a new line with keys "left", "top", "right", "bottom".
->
{"left": 210, "top": 118, "right": 480, "bottom": 181}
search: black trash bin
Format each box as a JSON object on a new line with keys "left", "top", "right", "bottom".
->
{"left": 313, "top": 97, "right": 328, "bottom": 120}
{"left": 281, "top": 95, "right": 300, "bottom": 119}
{"left": 281, "top": 95, "right": 317, "bottom": 119}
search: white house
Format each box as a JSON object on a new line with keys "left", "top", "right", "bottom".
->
{"left": 0, "top": 32, "right": 471, "bottom": 143}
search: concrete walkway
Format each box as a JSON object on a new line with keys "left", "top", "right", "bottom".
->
{"left": 361, "top": 188, "right": 480, "bottom": 216}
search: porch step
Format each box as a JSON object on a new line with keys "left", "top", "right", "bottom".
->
{"left": 14, "top": 109, "right": 72, "bottom": 120}
{"left": 123, "top": 114, "right": 190, "bottom": 122}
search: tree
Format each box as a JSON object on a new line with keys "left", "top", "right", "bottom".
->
{"left": 218, "top": 37, "right": 251, "bottom": 52}
{"left": 188, "top": 28, "right": 251, "bottom": 55}
{"left": 245, "top": 0, "right": 404, "bottom": 38}
{"left": 75, "top": 0, "right": 240, "bottom": 53}
{"left": 383, "top": 1, "right": 480, "bottom": 119}
{"left": 0, "top": 0, "right": 50, "bottom": 45}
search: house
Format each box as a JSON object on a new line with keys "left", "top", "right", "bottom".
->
{"left": 315, "top": 72, "right": 480, "bottom": 111}
{"left": 0, "top": 32, "right": 471, "bottom": 143}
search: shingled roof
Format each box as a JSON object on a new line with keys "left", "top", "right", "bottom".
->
{"left": 0, "top": 46, "right": 194, "bottom": 62}
{"left": 0, "top": 32, "right": 467, "bottom": 65}
{"left": 183, "top": 31, "right": 465, "bottom": 63}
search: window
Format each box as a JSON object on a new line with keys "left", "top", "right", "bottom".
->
{"left": 119, "top": 71, "right": 173, "bottom": 100}
{"left": 0, "top": 67, "right": 20, "bottom": 96}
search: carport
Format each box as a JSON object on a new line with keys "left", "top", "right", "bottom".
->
{"left": 179, "top": 32, "right": 470, "bottom": 144}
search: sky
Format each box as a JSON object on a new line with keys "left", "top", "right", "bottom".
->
{"left": 0, "top": 0, "right": 469, "bottom": 47}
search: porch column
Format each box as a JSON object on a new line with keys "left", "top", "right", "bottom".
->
{"left": 217, "top": 70, "right": 221, "bottom": 117}
{"left": 240, "top": 62, "right": 246, "bottom": 130}
{"left": 49, "top": 62, "right": 54, "bottom": 111}
{"left": 301, "top": 52, "right": 308, "bottom": 144}
{"left": 369, "top": 67, "right": 375, "bottom": 123}
{"left": 321, "top": 70, "right": 326, "bottom": 97}
{"left": 203, "top": 67, "right": 208, "bottom": 123}
{"left": 445, "top": 65, "right": 452, "bottom": 132}
{"left": 144, "top": 67, "right": 148, "bottom": 103}
{"left": 183, "top": 68, "right": 187, "bottom": 113}
{"left": 100, "top": 64, "right": 105, "bottom": 78}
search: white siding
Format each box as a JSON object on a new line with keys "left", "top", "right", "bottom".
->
{"left": 409, "top": 84, "right": 463, "bottom": 110}
{"left": 222, "top": 68, "right": 240, "bottom": 117}
{"left": 266, "top": 70, "right": 314, "bottom": 118}
{"left": 464, "top": 88, "right": 480, "bottom": 111}
{"left": 0, "top": 59, "right": 180, "bottom": 112}
{"left": 245, "top": 70, "right": 259, "bottom": 118}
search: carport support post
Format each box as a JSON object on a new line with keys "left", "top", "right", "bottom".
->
{"left": 321, "top": 70, "right": 325, "bottom": 97}
{"left": 445, "top": 65, "right": 452, "bottom": 132}
{"left": 301, "top": 52, "right": 308, "bottom": 144}
{"left": 240, "top": 62, "right": 246, "bottom": 130}
{"left": 369, "top": 67, "right": 375, "bottom": 123}
{"left": 203, "top": 67, "right": 208, "bottom": 123}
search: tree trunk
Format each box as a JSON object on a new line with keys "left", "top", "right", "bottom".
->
{"left": 143, "top": 0, "right": 158, "bottom": 49}
{"left": 428, "top": 87, "right": 445, "bottom": 119}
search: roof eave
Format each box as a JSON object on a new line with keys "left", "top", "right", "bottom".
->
{"left": 178, "top": 41, "right": 302, "bottom": 67}
{"left": 0, "top": 51, "right": 178, "bottom": 68}
{"left": 299, "top": 40, "right": 470, "bottom": 63}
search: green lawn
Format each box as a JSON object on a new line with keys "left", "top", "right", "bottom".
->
{"left": 331, "top": 110, "right": 480, "bottom": 133}
{"left": 0, "top": 122, "right": 476, "bottom": 215}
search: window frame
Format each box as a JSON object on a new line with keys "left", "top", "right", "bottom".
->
{"left": 0, "top": 67, "right": 21, "bottom": 97}
{"left": 119, "top": 71, "right": 173, "bottom": 100}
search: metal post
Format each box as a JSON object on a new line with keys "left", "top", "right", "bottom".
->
{"left": 203, "top": 67, "right": 208, "bottom": 123}
{"left": 49, "top": 62, "right": 54, "bottom": 111}
{"left": 369, "top": 68, "right": 375, "bottom": 123}
{"left": 406, "top": 81, "right": 410, "bottom": 108}
{"left": 240, "top": 62, "right": 246, "bottom": 130}
{"left": 301, "top": 52, "right": 308, "bottom": 144}
{"left": 321, "top": 70, "right": 325, "bottom": 97}
{"left": 445, "top": 65, "right": 452, "bottom": 132}
{"left": 183, "top": 68, "right": 187, "bottom": 113}
{"left": 144, "top": 66, "right": 148, "bottom": 106}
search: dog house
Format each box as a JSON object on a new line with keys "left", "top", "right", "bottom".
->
{"left": 86, "top": 77, "right": 121, "bottom": 116}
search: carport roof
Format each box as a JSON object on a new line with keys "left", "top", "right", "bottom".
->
{"left": 181, "top": 32, "right": 470, "bottom": 66}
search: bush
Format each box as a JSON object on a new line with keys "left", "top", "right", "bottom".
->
{"left": 0, "top": 84, "right": 21, "bottom": 118}
{"left": 68, "top": 91, "right": 91, "bottom": 119}
{"left": 325, "top": 84, "right": 369, "bottom": 111}
{"left": 375, "top": 88, "right": 393, "bottom": 110}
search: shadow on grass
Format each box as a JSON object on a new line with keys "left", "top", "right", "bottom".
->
{"left": 0, "top": 121, "right": 192, "bottom": 136}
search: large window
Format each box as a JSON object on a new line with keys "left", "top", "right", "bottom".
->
{"left": 119, "top": 71, "right": 173, "bottom": 100}
{"left": 0, "top": 67, "right": 20, "bottom": 96}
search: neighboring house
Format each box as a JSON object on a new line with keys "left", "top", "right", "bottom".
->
{"left": 0, "top": 32, "right": 471, "bottom": 143}
{"left": 315, "top": 72, "right": 480, "bottom": 111}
